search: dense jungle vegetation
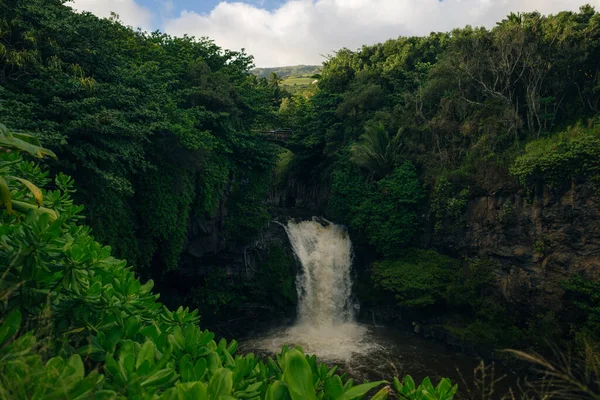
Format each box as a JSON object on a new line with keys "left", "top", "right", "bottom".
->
{"left": 278, "top": 4, "right": 600, "bottom": 356}
{"left": 1, "top": 0, "right": 600, "bottom": 398}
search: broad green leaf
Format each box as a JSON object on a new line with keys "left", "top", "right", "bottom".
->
{"left": 136, "top": 341, "right": 156, "bottom": 370}
{"left": 194, "top": 358, "right": 207, "bottom": 381}
{"left": 227, "top": 340, "right": 238, "bottom": 355}
{"left": 207, "top": 351, "right": 222, "bottom": 373}
{"left": 179, "top": 354, "right": 194, "bottom": 382}
{"left": 325, "top": 375, "right": 344, "bottom": 399}
{"left": 208, "top": 368, "right": 233, "bottom": 398}
{"left": 0, "top": 176, "right": 12, "bottom": 215}
{"left": 124, "top": 316, "right": 141, "bottom": 339}
{"left": 66, "top": 354, "right": 85, "bottom": 380}
{"left": 141, "top": 368, "right": 175, "bottom": 388}
{"left": 11, "top": 200, "right": 58, "bottom": 221}
{"left": 11, "top": 132, "right": 42, "bottom": 146}
{"left": 13, "top": 177, "right": 43, "bottom": 206}
{"left": 282, "top": 349, "right": 316, "bottom": 400}
{"left": 0, "top": 310, "right": 21, "bottom": 346}
{"left": 0, "top": 134, "right": 57, "bottom": 159}
{"left": 266, "top": 381, "right": 291, "bottom": 400}
{"left": 177, "top": 382, "right": 208, "bottom": 400}
{"left": 370, "top": 387, "right": 390, "bottom": 400}
{"left": 337, "top": 380, "right": 387, "bottom": 400}
{"left": 404, "top": 375, "right": 416, "bottom": 392}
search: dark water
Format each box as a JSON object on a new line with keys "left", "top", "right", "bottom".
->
{"left": 238, "top": 320, "right": 519, "bottom": 399}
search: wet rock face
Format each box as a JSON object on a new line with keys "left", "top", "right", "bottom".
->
{"left": 267, "top": 177, "right": 329, "bottom": 212}
{"left": 436, "top": 183, "right": 600, "bottom": 312}
{"left": 179, "top": 208, "right": 291, "bottom": 279}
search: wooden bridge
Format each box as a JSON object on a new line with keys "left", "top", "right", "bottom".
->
{"left": 257, "top": 128, "right": 292, "bottom": 144}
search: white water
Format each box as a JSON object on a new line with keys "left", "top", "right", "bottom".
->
{"left": 288, "top": 219, "right": 355, "bottom": 325}
{"left": 249, "top": 218, "right": 378, "bottom": 362}
{"left": 242, "top": 218, "right": 493, "bottom": 383}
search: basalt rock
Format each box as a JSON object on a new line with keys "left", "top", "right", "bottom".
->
{"left": 433, "top": 182, "right": 600, "bottom": 313}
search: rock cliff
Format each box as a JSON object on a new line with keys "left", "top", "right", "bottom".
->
{"left": 435, "top": 182, "right": 600, "bottom": 312}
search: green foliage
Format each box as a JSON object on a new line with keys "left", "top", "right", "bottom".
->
{"left": 429, "top": 177, "right": 469, "bottom": 235}
{"left": 442, "top": 316, "right": 525, "bottom": 350}
{"left": 329, "top": 162, "right": 424, "bottom": 256}
{"left": 350, "top": 122, "right": 403, "bottom": 180}
{"left": 497, "top": 200, "right": 515, "bottom": 224}
{"left": 444, "top": 258, "right": 527, "bottom": 349}
{"left": 251, "top": 65, "right": 321, "bottom": 79}
{"left": 226, "top": 171, "right": 273, "bottom": 245}
{"left": 250, "top": 244, "right": 297, "bottom": 307}
{"left": 0, "top": 124, "right": 57, "bottom": 218}
{"left": 0, "top": 153, "right": 454, "bottom": 399}
{"left": 446, "top": 258, "right": 497, "bottom": 311}
{"left": 393, "top": 375, "right": 458, "bottom": 400}
{"left": 282, "top": 7, "right": 600, "bottom": 256}
{"left": 184, "top": 244, "right": 296, "bottom": 318}
{"left": 185, "top": 270, "right": 243, "bottom": 318}
{"left": 371, "top": 249, "right": 460, "bottom": 309}
{"left": 525, "top": 312, "right": 564, "bottom": 351}
{"left": 0, "top": 314, "right": 104, "bottom": 400}
{"left": 0, "top": 0, "right": 279, "bottom": 272}
{"left": 563, "top": 276, "right": 600, "bottom": 340}
{"left": 511, "top": 123, "right": 600, "bottom": 190}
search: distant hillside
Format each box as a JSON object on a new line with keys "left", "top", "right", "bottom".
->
{"left": 251, "top": 65, "right": 321, "bottom": 79}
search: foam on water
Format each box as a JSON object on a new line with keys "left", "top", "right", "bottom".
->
{"left": 248, "top": 218, "right": 379, "bottom": 362}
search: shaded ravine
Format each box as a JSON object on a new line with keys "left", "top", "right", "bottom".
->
{"left": 241, "top": 218, "right": 515, "bottom": 391}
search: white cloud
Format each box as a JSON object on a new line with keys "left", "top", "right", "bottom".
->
{"left": 69, "top": 0, "right": 153, "bottom": 30}
{"left": 164, "top": 0, "right": 600, "bottom": 67}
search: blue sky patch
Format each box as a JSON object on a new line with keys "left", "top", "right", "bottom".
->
{"left": 138, "top": 0, "right": 284, "bottom": 18}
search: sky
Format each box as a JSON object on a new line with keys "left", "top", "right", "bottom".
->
{"left": 70, "top": 0, "right": 600, "bottom": 67}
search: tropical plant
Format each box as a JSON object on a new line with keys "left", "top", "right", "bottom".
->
{"left": 0, "top": 150, "right": 456, "bottom": 399}
{"left": 0, "top": 123, "right": 57, "bottom": 219}
{"left": 393, "top": 375, "right": 458, "bottom": 400}
{"left": 371, "top": 249, "right": 461, "bottom": 309}
{"left": 350, "top": 122, "right": 404, "bottom": 180}
{"left": 329, "top": 161, "right": 424, "bottom": 256}
{"left": 0, "top": 0, "right": 280, "bottom": 273}
{"left": 511, "top": 122, "right": 600, "bottom": 190}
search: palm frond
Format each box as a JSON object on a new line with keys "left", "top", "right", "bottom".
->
{"left": 350, "top": 122, "right": 403, "bottom": 180}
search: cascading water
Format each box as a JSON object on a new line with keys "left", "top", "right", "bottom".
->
{"left": 248, "top": 218, "right": 377, "bottom": 362}
{"left": 243, "top": 217, "right": 500, "bottom": 383}
{"left": 285, "top": 219, "right": 356, "bottom": 326}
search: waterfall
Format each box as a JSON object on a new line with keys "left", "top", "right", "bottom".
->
{"left": 248, "top": 218, "right": 377, "bottom": 362}
{"left": 283, "top": 219, "right": 356, "bottom": 326}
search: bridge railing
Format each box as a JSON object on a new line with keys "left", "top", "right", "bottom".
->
{"left": 256, "top": 128, "right": 292, "bottom": 142}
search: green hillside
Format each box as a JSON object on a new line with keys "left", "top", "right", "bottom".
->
{"left": 251, "top": 65, "right": 321, "bottom": 79}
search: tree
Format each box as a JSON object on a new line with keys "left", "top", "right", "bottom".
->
{"left": 350, "top": 122, "right": 403, "bottom": 180}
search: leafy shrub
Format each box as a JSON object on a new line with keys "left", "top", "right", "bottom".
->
{"left": 430, "top": 177, "right": 469, "bottom": 235}
{"left": 511, "top": 123, "right": 600, "bottom": 190}
{"left": 0, "top": 0, "right": 279, "bottom": 273}
{"left": 226, "top": 171, "right": 273, "bottom": 245}
{"left": 497, "top": 200, "right": 515, "bottom": 225}
{"left": 184, "top": 270, "right": 244, "bottom": 318}
{"left": 447, "top": 258, "right": 497, "bottom": 311}
{"left": 0, "top": 149, "right": 455, "bottom": 399}
{"left": 329, "top": 162, "right": 424, "bottom": 256}
{"left": 525, "top": 311, "right": 564, "bottom": 351}
{"left": 562, "top": 275, "right": 600, "bottom": 340}
{"left": 371, "top": 249, "right": 460, "bottom": 309}
{"left": 393, "top": 375, "right": 457, "bottom": 400}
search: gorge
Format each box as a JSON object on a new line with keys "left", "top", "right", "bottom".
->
{"left": 1, "top": 1, "right": 600, "bottom": 399}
